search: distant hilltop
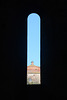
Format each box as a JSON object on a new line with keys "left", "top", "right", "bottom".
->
{"left": 27, "top": 61, "right": 40, "bottom": 74}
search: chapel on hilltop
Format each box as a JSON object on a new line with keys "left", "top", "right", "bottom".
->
{"left": 27, "top": 61, "right": 40, "bottom": 74}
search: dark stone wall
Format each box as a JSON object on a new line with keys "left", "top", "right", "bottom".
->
{"left": 1, "top": 0, "right": 66, "bottom": 100}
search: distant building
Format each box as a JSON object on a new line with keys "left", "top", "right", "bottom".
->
{"left": 27, "top": 61, "right": 40, "bottom": 74}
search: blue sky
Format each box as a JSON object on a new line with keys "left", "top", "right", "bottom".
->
{"left": 27, "top": 13, "right": 40, "bottom": 67}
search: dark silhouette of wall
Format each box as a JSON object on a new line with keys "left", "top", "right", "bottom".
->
{"left": 1, "top": 0, "right": 66, "bottom": 100}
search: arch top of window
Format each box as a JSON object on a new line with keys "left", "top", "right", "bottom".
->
{"left": 27, "top": 13, "right": 41, "bottom": 19}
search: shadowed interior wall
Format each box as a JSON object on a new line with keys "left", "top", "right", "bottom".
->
{"left": 2, "top": 1, "right": 65, "bottom": 100}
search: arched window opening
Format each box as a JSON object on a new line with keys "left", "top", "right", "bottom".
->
{"left": 27, "top": 13, "right": 41, "bottom": 85}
